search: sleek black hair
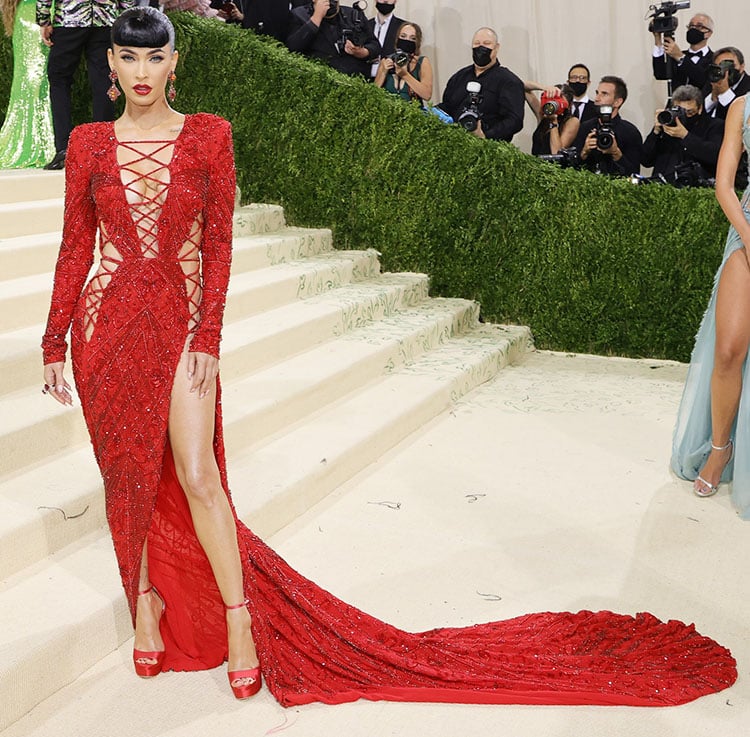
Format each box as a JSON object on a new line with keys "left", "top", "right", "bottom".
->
{"left": 111, "top": 7, "right": 175, "bottom": 50}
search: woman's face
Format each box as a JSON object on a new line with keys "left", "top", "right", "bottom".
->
{"left": 399, "top": 25, "right": 418, "bottom": 44}
{"left": 108, "top": 43, "right": 178, "bottom": 106}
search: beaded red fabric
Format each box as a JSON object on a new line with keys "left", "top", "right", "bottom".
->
{"left": 42, "top": 114, "right": 737, "bottom": 708}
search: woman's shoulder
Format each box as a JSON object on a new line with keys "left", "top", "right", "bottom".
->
{"left": 187, "top": 112, "right": 232, "bottom": 136}
{"left": 69, "top": 121, "right": 112, "bottom": 146}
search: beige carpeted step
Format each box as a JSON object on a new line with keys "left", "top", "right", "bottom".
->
{"left": 0, "top": 199, "right": 64, "bottom": 238}
{"left": 0, "top": 170, "right": 64, "bottom": 204}
{"left": 0, "top": 324, "right": 531, "bottom": 731}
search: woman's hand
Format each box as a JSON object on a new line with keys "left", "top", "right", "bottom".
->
{"left": 43, "top": 362, "right": 73, "bottom": 406}
{"left": 380, "top": 57, "right": 395, "bottom": 74}
{"left": 187, "top": 351, "right": 219, "bottom": 399}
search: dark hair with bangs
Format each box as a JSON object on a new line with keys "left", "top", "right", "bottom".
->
{"left": 111, "top": 7, "right": 175, "bottom": 50}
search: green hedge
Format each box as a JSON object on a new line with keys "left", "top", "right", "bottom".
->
{"left": 1, "top": 13, "right": 729, "bottom": 361}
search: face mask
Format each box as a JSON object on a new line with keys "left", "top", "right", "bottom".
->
{"left": 681, "top": 112, "right": 700, "bottom": 129}
{"left": 396, "top": 38, "right": 417, "bottom": 55}
{"left": 376, "top": 2, "right": 395, "bottom": 15}
{"left": 472, "top": 46, "right": 493, "bottom": 68}
{"left": 569, "top": 81, "right": 587, "bottom": 97}
{"left": 686, "top": 27, "right": 705, "bottom": 46}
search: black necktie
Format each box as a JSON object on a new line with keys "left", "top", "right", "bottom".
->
{"left": 573, "top": 101, "right": 582, "bottom": 118}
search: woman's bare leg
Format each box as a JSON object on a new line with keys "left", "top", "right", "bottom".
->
{"left": 167, "top": 348, "right": 258, "bottom": 678}
{"left": 699, "top": 248, "right": 750, "bottom": 490}
{"left": 133, "top": 540, "right": 164, "bottom": 663}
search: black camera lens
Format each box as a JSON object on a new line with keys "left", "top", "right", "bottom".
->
{"left": 657, "top": 108, "right": 678, "bottom": 126}
{"left": 596, "top": 129, "right": 614, "bottom": 149}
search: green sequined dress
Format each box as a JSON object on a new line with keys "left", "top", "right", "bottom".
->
{"left": 0, "top": 0, "right": 55, "bottom": 168}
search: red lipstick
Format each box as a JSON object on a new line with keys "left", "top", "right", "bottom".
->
{"left": 133, "top": 85, "right": 152, "bottom": 95}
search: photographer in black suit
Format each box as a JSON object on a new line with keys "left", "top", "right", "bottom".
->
{"left": 573, "top": 76, "right": 642, "bottom": 176}
{"left": 220, "top": 0, "right": 291, "bottom": 41}
{"left": 367, "top": 1, "right": 404, "bottom": 79}
{"left": 703, "top": 47, "right": 750, "bottom": 120}
{"left": 652, "top": 12, "right": 714, "bottom": 90}
{"left": 642, "top": 84, "right": 724, "bottom": 185}
{"left": 437, "top": 27, "right": 524, "bottom": 142}
{"left": 287, "top": 0, "right": 380, "bottom": 77}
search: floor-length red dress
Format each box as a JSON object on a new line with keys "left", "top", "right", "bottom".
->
{"left": 41, "top": 113, "right": 737, "bottom": 707}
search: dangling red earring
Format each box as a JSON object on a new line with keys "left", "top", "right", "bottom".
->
{"left": 167, "top": 71, "right": 177, "bottom": 102}
{"left": 107, "top": 69, "right": 121, "bottom": 102}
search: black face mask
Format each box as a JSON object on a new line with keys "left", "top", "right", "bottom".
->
{"left": 376, "top": 2, "right": 395, "bottom": 15}
{"left": 396, "top": 38, "right": 417, "bottom": 55}
{"left": 682, "top": 112, "right": 700, "bottom": 129}
{"left": 568, "top": 81, "right": 588, "bottom": 97}
{"left": 686, "top": 27, "right": 706, "bottom": 46}
{"left": 472, "top": 46, "right": 493, "bottom": 68}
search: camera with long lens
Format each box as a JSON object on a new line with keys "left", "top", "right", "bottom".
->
{"left": 595, "top": 105, "right": 615, "bottom": 149}
{"left": 458, "top": 81, "right": 482, "bottom": 131}
{"left": 537, "top": 147, "right": 579, "bottom": 168}
{"left": 388, "top": 49, "right": 410, "bottom": 69}
{"left": 646, "top": 1, "right": 691, "bottom": 38}
{"left": 540, "top": 91, "right": 570, "bottom": 118}
{"left": 333, "top": 1, "right": 368, "bottom": 54}
{"left": 708, "top": 59, "right": 741, "bottom": 86}
{"left": 657, "top": 106, "right": 687, "bottom": 126}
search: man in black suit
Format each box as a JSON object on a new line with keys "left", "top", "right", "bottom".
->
{"left": 642, "top": 84, "right": 724, "bottom": 185}
{"left": 367, "top": 0, "right": 404, "bottom": 79}
{"left": 222, "top": 0, "right": 291, "bottom": 41}
{"left": 652, "top": 12, "right": 714, "bottom": 90}
{"left": 566, "top": 63, "right": 598, "bottom": 122}
{"left": 703, "top": 47, "right": 750, "bottom": 120}
{"left": 438, "top": 27, "right": 524, "bottom": 142}
{"left": 573, "top": 75, "right": 642, "bottom": 176}
{"left": 287, "top": 0, "right": 380, "bottom": 78}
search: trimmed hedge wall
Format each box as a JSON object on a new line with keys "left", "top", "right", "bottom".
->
{"left": 1, "top": 13, "right": 729, "bottom": 361}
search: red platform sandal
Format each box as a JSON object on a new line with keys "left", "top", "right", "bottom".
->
{"left": 225, "top": 599, "right": 262, "bottom": 699}
{"left": 133, "top": 585, "right": 166, "bottom": 677}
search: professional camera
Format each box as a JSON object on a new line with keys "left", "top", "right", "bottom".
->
{"left": 540, "top": 91, "right": 570, "bottom": 118}
{"left": 388, "top": 49, "right": 410, "bottom": 69}
{"left": 657, "top": 106, "right": 688, "bottom": 126}
{"left": 537, "top": 147, "right": 580, "bottom": 168}
{"left": 458, "top": 81, "right": 483, "bottom": 131}
{"left": 595, "top": 105, "right": 615, "bottom": 149}
{"left": 333, "top": 1, "right": 368, "bottom": 53}
{"left": 646, "top": 1, "right": 691, "bottom": 38}
{"left": 708, "top": 60, "right": 741, "bottom": 86}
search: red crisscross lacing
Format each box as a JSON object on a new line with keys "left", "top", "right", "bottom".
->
{"left": 82, "top": 138, "right": 206, "bottom": 341}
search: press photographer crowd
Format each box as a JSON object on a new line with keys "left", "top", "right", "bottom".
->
{"left": 248, "top": 0, "right": 742, "bottom": 188}
{"left": 22, "top": 0, "right": 744, "bottom": 187}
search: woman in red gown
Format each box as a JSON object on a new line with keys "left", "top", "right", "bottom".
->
{"left": 42, "top": 7, "right": 737, "bottom": 707}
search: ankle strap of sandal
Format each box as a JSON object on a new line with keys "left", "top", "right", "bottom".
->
{"left": 225, "top": 598, "right": 250, "bottom": 610}
{"left": 138, "top": 585, "right": 154, "bottom": 596}
{"left": 711, "top": 439, "right": 733, "bottom": 451}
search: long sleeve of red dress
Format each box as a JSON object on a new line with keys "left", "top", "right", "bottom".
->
{"left": 42, "top": 127, "right": 97, "bottom": 365}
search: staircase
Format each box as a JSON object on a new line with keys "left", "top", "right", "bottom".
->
{"left": 0, "top": 169, "right": 532, "bottom": 730}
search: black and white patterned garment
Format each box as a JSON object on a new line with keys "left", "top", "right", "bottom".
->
{"left": 36, "top": 0, "right": 135, "bottom": 28}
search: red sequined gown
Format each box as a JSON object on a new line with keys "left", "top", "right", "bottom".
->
{"left": 42, "top": 113, "right": 736, "bottom": 708}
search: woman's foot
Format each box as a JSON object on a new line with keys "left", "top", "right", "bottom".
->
{"left": 133, "top": 586, "right": 165, "bottom": 676}
{"left": 225, "top": 600, "right": 261, "bottom": 698}
{"left": 694, "top": 440, "right": 734, "bottom": 497}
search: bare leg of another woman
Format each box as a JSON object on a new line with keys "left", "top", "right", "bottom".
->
{"left": 697, "top": 247, "right": 750, "bottom": 492}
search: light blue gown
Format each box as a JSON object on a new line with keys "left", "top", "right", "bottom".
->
{"left": 671, "top": 95, "right": 750, "bottom": 519}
